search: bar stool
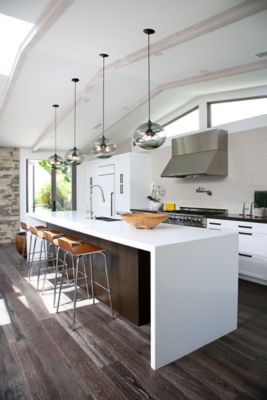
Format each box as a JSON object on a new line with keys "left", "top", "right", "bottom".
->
{"left": 56, "top": 236, "right": 114, "bottom": 330}
{"left": 28, "top": 225, "right": 47, "bottom": 282}
{"left": 40, "top": 229, "right": 65, "bottom": 295}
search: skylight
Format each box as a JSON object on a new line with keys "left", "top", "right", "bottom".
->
{"left": 0, "top": 13, "right": 34, "bottom": 76}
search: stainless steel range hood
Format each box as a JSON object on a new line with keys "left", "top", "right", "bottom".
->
{"left": 161, "top": 129, "right": 228, "bottom": 178}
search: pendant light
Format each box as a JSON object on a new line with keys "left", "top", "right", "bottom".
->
{"left": 49, "top": 104, "right": 64, "bottom": 169}
{"left": 65, "top": 78, "right": 85, "bottom": 165}
{"left": 91, "top": 53, "right": 117, "bottom": 159}
{"left": 133, "top": 28, "right": 165, "bottom": 149}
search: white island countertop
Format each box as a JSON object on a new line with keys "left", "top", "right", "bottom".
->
{"left": 28, "top": 210, "right": 239, "bottom": 370}
{"left": 27, "top": 210, "right": 235, "bottom": 251}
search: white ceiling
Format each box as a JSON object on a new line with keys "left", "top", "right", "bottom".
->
{"left": 0, "top": 0, "right": 267, "bottom": 152}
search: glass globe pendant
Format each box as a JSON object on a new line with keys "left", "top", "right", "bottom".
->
{"left": 65, "top": 78, "right": 85, "bottom": 165}
{"left": 91, "top": 53, "right": 117, "bottom": 159}
{"left": 49, "top": 104, "right": 64, "bottom": 169}
{"left": 133, "top": 28, "right": 165, "bottom": 150}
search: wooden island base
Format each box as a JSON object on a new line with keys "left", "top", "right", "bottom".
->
{"left": 48, "top": 223, "right": 151, "bottom": 326}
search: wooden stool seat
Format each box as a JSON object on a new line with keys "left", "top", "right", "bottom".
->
{"left": 57, "top": 236, "right": 103, "bottom": 256}
{"left": 43, "top": 229, "right": 64, "bottom": 243}
{"left": 29, "top": 225, "right": 47, "bottom": 238}
{"left": 56, "top": 235, "right": 113, "bottom": 330}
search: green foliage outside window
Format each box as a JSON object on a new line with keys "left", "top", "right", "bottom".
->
{"left": 35, "top": 160, "right": 72, "bottom": 210}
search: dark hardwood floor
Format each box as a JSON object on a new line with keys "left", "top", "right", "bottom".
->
{"left": 0, "top": 243, "right": 267, "bottom": 400}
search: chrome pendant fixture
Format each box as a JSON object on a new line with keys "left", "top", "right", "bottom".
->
{"left": 49, "top": 104, "right": 64, "bottom": 169}
{"left": 133, "top": 28, "right": 165, "bottom": 150}
{"left": 65, "top": 78, "right": 85, "bottom": 165}
{"left": 91, "top": 53, "right": 117, "bottom": 159}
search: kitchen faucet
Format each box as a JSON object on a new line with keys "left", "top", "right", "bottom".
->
{"left": 88, "top": 184, "right": 105, "bottom": 219}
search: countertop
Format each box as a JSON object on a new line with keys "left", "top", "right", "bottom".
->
{"left": 131, "top": 209, "right": 267, "bottom": 224}
{"left": 207, "top": 213, "right": 267, "bottom": 223}
{"left": 27, "top": 210, "right": 236, "bottom": 252}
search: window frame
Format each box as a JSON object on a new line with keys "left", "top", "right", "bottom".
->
{"left": 26, "top": 159, "right": 77, "bottom": 213}
{"left": 207, "top": 95, "right": 267, "bottom": 128}
{"left": 163, "top": 106, "right": 199, "bottom": 138}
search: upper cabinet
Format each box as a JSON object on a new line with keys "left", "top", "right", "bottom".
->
{"left": 84, "top": 152, "right": 151, "bottom": 216}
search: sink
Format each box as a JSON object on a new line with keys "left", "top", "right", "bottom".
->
{"left": 95, "top": 216, "right": 121, "bottom": 222}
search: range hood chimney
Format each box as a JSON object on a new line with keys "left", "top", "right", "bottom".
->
{"left": 161, "top": 129, "right": 228, "bottom": 178}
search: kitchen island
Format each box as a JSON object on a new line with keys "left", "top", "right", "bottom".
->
{"left": 28, "top": 210, "right": 238, "bottom": 370}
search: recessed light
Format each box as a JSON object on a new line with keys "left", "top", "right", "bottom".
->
{"left": 255, "top": 51, "right": 267, "bottom": 58}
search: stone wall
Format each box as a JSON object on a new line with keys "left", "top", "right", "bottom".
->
{"left": 0, "top": 147, "right": 20, "bottom": 243}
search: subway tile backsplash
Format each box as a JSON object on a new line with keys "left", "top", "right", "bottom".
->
{"left": 150, "top": 126, "right": 267, "bottom": 214}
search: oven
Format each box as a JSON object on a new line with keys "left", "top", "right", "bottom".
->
{"left": 164, "top": 207, "right": 228, "bottom": 228}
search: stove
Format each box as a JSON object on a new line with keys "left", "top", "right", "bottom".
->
{"left": 164, "top": 207, "right": 228, "bottom": 228}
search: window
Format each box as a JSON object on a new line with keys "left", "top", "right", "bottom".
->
{"left": 0, "top": 13, "right": 34, "bottom": 76}
{"left": 209, "top": 97, "right": 267, "bottom": 127}
{"left": 164, "top": 108, "right": 199, "bottom": 138}
{"left": 26, "top": 160, "right": 76, "bottom": 212}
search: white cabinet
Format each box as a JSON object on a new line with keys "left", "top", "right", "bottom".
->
{"left": 114, "top": 152, "right": 150, "bottom": 213}
{"left": 207, "top": 219, "right": 267, "bottom": 284}
{"left": 85, "top": 152, "right": 150, "bottom": 216}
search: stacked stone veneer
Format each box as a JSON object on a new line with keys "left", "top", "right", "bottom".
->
{"left": 0, "top": 147, "right": 20, "bottom": 243}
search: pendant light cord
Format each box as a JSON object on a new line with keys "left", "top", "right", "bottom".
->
{"left": 74, "top": 80, "right": 77, "bottom": 148}
{"left": 99, "top": 54, "right": 108, "bottom": 145}
{"left": 143, "top": 28, "right": 155, "bottom": 129}
{"left": 53, "top": 104, "right": 59, "bottom": 155}
{"left": 102, "top": 55, "right": 105, "bottom": 141}
{"left": 71, "top": 78, "right": 79, "bottom": 149}
{"left": 147, "top": 32, "right": 151, "bottom": 124}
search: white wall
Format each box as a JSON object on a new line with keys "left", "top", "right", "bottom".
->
{"left": 150, "top": 125, "right": 267, "bottom": 214}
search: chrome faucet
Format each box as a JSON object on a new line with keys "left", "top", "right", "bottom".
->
{"left": 196, "top": 186, "right": 212, "bottom": 196}
{"left": 248, "top": 201, "right": 254, "bottom": 217}
{"left": 242, "top": 201, "right": 249, "bottom": 216}
{"left": 89, "top": 184, "right": 105, "bottom": 219}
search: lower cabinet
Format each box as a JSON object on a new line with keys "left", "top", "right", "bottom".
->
{"left": 207, "top": 219, "right": 267, "bottom": 284}
{"left": 239, "top": 253, "right": 267, "bottom": 281}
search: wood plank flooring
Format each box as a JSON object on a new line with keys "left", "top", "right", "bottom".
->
{"left": 0, "top": 243, "right": 267, "bottom": 399}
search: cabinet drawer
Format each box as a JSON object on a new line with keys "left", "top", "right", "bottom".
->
{"left": 207, "top": 219, "right": 267, "bottom": 234}
{"left": 239, "top": 254, "right": 267, "bottom": 281}
{"left": 239, "top": 233, "right": 267, "bottom": 258}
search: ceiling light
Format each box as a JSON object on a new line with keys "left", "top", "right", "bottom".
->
{"left": 133, "top": 29, "right": 165, "bottom": 150}
{"left": 255, "top": 51, "right": 267, "bottom": 58}
{"left": 65, "top": 78, "right": 85, "bottom": 166}
{"left": 0, "top": 13, "right": 33, "bottom": 76}
{"left": 91, "top": 53, "right": 117, "bottom": 159}
{"left": 49, "top": 105, "right": 64, "bottom": 169}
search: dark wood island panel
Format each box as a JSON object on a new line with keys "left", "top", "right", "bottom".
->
{"left": 48, "top": 224, "right": 151, "bottom": 326}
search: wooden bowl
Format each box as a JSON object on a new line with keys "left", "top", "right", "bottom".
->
{"left": 121, "top": 212, "right": 168, "bottom": 229}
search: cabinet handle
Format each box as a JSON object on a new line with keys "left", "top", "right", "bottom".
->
{"left": 110, "top": 192, "right": 114, "bottom": 216}
{"left": 239, "top": 253, "right": 252, "bottom": 258}
{"left": 209, "top": 222, "right": 221, "bottom": 226}
{"left": 239, "top": 232, "right": 252, "bottom": 236}
{"left": 120, "top": 173, "right": 123, "bottom": 183}
{"left": 238, "top": 225, "right": 252, "bottom": 229}
{"left": 120, "top": 184, "right": 123, "bottom": 194}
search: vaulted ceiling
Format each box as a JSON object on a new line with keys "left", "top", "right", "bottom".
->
{"left": 0, "top": 0, "right": 267, "bottom": 153}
